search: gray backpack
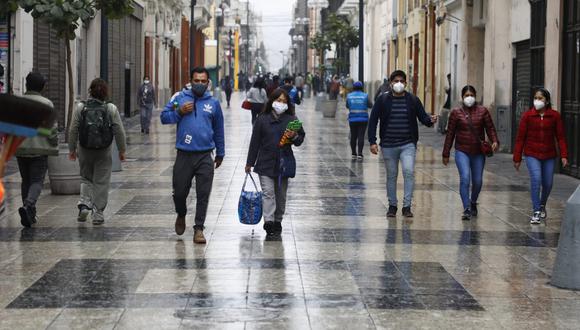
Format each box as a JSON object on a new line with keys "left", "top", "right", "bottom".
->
{"left": 79, "top": 99, "right": 114, "bottom": 150}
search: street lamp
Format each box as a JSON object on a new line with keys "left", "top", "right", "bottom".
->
{"left": 358, "top": 0, "right": 364, "bottom": 83}
{"left": 215, "top": 3, "right": 231, "bottom": 85}
{"left": 190, "top": 0, "right": 197, "bottom": 77}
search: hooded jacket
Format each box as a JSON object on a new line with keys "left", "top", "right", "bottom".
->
{"left": 15, "top": 91, "right": 59, "bottom": 157}
{"left": 160, "top": 90, "right": 225, "bottom": 157}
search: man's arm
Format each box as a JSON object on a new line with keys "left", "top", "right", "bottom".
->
{"left": 160, "top": 95, "right": 183, "bottom": 124}
{"left": 414, "top": 96, "right": 434, "bottom": 127}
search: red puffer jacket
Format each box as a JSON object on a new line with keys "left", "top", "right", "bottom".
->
{"left": 513, "top": 108, "right": 568, "bottom": 162}
{"left": 442, "top": 105, "right": 499, "bottom": 158}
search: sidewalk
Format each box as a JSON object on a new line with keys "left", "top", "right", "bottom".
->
{"left": 419, "top": 125, "right": 580, "bottom": 203}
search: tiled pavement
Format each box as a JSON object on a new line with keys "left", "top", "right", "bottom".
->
{"left": 0, "top": 93, "right": 579, "bottom": 329}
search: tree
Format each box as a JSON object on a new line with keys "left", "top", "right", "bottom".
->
{"left": 309, "top": 32, "right": 331, "bottom": 78}
{"left": 324, "top": 14, "right": 358, "bottom": 75}
{"left": 3, "top": 0, "right": 133, "bottom": 141}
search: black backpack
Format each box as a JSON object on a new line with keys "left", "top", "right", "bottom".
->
{"left": 79, "top": 99, "right": 114, "bottom": 150}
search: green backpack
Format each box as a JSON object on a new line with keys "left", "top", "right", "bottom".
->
{"left": 79, "top": 99, "right": 114, "bottom": 150}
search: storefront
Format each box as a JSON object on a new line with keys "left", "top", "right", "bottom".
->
{"left": 0, "top": 15, "right": 10, "bottom": 94}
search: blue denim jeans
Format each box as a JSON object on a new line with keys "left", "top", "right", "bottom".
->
{"left": 454, "top": 150, "right": 485, "bottom": 210}
{"left": 382, "top": 143, "right": 416, "bottom": 208}
{"left": 525, "top": 156, "right": 555, "bottom": 212}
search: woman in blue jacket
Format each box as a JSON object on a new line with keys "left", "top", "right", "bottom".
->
{"left": 245, "top": 88, "right": 305, "bottom": 236}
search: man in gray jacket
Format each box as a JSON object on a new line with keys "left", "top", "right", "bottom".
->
{"left": 69, "top": 78, "right": 126, "bottom": 225}
{"left": 15, "top": 72, "right": 58, "bottom": 227}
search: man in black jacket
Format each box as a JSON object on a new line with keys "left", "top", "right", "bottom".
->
{"left": 368, "top": 70, "right": 438, "bottom": 218}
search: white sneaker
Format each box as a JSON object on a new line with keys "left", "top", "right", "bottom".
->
{"left": 539, "top": 205, "right": 547, "bottom": 220}
{"left": 530, "top": 211, "right": 541, "bottom": 225}
{"left": 77, "top": 206, "right": 91, "bottom": 222}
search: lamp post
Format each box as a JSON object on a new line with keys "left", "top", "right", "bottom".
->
{"left": 215, "top": 4, "right": 230, "bottom": 86}
{"left": 190, "top": 0, "right": 197, "bottom": 76}
{"left": 358, "top": 0, "right": 364, "bottom": 83}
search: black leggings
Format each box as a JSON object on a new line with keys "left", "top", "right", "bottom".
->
{"left": 349, "top": 122, "right": 367, "bottom": 156}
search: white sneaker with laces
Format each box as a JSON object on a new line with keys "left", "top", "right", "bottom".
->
{"left": 539, "top": 205, "right": 547, "bottom": 220}
{"left": 530, "top": 211, "right": 541, "bottom": 225}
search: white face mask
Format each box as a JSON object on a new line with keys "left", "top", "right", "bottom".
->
{"left": 392, "top": 82, "right": 405, "bottom": 94}
{"left": 534, "top": 99, "right": 545, "bottom": 110}
{"left": 272, "top": 101, "right": 288, "bottom": 115}
{"left": 463, "top": 96, "right": 476, "bottom": 108}
{"left": 144, "top": 80, "right": 150, "bottom": 84}
{"left": 185, "top": 83, "right": 192, "bottom": 90}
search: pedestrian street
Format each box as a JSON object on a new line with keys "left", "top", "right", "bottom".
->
{"left": 0, "top": 93, "right": 579, "bottom": 329}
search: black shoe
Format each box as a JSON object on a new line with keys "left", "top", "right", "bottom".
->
{"left": 145, "top": 129, "right": 150, "bottom": 135}
{"left": 470, "top": 203, "right": 478, "bottom": 217}
{"left": 19, "top": 207, "right": 34, "bottom": 228}
{"left": 462, "top": 209, "right": 471, "bottom": 221}
{"left": 273, "top": 222, "right": 282, "bottom": 234}
{"left": 387, "top": 206, "right": 397, "bottom": 218}
{"left": 402, "top": 207, "right": 414, "bottom": 218}
{"left": 263, "top": 221, "right": 275, "bottom": 235}
{"left": 141, "top": 128, "right": 144, "bottom": 133}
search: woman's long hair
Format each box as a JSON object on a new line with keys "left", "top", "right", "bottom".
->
{"left": 262, "top": 88, "right": 295, "bottom": 116}
{"left": 253, "top": 77, "right": 266, "bottom": 90}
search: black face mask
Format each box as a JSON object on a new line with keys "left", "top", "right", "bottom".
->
{"left": 192, "top": 83, "right": 208, "bottom": 97}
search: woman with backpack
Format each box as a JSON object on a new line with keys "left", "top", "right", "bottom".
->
{"left": 513, "top": 87, "right": 568, "bottom": 224}
{"left": 245, "top": 88, "right": 305, "bottom": 236}
{"left": 68, "top": 78, "right": 127, "bottom": 225}
{"left": 442, "top": 85, "right": 499, "bottom": 221}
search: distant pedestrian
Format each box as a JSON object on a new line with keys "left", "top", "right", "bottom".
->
{"left": 442, "top": 85, "right": 499, "bottom": 221}
{"left": 161, "top": 66, "right": 225, "bottom": 244}
{"left": 344, "top": 74, "right": 354, "bottom": 96}
{"left": 374, "top": 77, "right": 391, "bottom": 102}
{"left": 313, "top": 74, "right": 321, "bottom": 94}
{"left": 438, "top": 73, "right": 452, "bottom": 134}
{"left": 346, "top": 81, "right": 373, "bottom": 161}
{"left": 295, "top": 73, "right": 305, "bottom": 101}
{"left": 246, "top": 77, "right": 268, "bottom": 124}
{"left": 328, "top": 75, "right": 341, "bottom": 100}
{"left": 368, "top": 70, "right": 438, "bottom": 218}
{"left": 16, "top": 72, "right": 58, "bottom": 227}
{"left": 280, "top": 77, "right": 301, "bottom": 105}
{"left": 221, "top": 76, "right": 233, "bottom": 108}
{"left": 513, "top": 87, "right": 568, "bottom": 224}
{"left": 245, "top": 88, "right": 305, "bottom": 236}
{"left": 137, "top": 76, "right": 156, "bottom": 134}
{"left": 266, "top": 75, "right": 280, "bottom": 97}
{"left": 69, "top": 78, "right": 127, "bottom": 225}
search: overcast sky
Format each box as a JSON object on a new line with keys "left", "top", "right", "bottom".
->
{"left": 250, "top": 0, "right": 294, "bottom": 72}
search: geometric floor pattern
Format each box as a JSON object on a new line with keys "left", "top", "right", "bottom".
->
{"left": 0, "top": 93, "right": 579, "bottom": 329}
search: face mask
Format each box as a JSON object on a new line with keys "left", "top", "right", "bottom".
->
{"left": 191, "top": 83, "right": 207, "bottom": 97}
{"left": 144, "top": 80, "right": 150, "bottom": 84}
{"left": 272, "top": 101, "right": 288, "bottom": 115}
{"left": 392, "top": 82, "right": 405, "bottom": 94}
{"left": 534, "top": 100, "right": 545, "bottom": 110}
{"left": 463, "top": 96, "right": 476, "bottom": 108}
{"left": 185, "top": 83, "right": 192, "bottom": 90}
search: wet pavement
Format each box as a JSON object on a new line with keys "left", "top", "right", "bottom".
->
{"left": 1, "top": 93, "right": 579, "bottom": 329}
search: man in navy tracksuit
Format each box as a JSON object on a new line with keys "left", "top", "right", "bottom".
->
{"left": 368, "top": 70, "right": 437, "bottom": 218}
{"left": 161, "top": 67, "right": 225, "bottom": 244}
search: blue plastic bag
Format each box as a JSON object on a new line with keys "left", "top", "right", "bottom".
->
{"left": 238, "top": 173, "right": 263, "bottom": 225}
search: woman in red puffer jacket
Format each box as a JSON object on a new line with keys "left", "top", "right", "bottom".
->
{"left": 513, "top": 88, "right": 568, "bottom": 225}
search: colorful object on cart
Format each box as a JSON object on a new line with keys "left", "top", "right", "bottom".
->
{"left": 278, "top": 120, "right": 303, "bottom": 148}
{"left": 0, "top": 94, "right": 56, "bottom": 203}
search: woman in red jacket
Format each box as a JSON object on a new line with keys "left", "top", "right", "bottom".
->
{"left": 442, "top": 85, "right": 499, "bottom": 220}
{"left": 513, "top": 88, "right": 568, "bottom": 224}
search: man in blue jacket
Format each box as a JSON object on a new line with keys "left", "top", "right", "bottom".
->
{"left": 161, "top": 67, "right": 225, "bottom": 244}
{"left": 368, "top": 70, "right": 437, "bottom": 218}
{"left": 346, "top": 81, "right": 373, "bottom": 161}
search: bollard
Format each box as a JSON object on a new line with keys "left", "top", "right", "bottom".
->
{"left": 551, "top": 184, "right": 580, "bottom": 290}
